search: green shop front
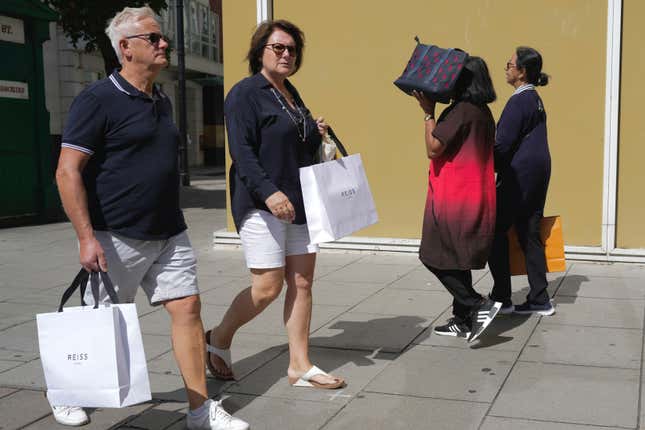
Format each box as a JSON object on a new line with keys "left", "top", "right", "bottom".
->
{"left": 0, "top": 0, "right": 59, "bottom": 224}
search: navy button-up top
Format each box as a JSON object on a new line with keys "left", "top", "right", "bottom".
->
{"left": 225, "top": 73, "right": 322, "bottom": 231}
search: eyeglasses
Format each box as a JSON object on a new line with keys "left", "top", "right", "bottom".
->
{"left": 505, "top": 62, "right": 517, "bottom": 70}
{"left": 265, "top": 43, "right": 298, "bottom": 56}
{"left": 126, "top": 32, "right": 169, "bottom": 46}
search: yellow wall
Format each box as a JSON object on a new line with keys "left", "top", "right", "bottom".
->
{"left": 223, "top": 0, "right": 256, "bottom": 231}
{"left": 224, "top": 1, "right": 608, "bottom": 246}
{"left": 616, "top": 0, "right": 645, "bottom": 248}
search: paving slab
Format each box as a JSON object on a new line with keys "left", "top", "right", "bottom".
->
{"left": 237, "top": 302, "right": 349, "bottom": 337}
{"left": 323, "top": 391, "right": 488, "bottom": 430}
{"left": 123, "top": 401, "right": 186, "bottom": 429}
{"left": 198, "top": 282, "right": 254, "bottom": 306}
{"left": 0, "top": 386, "right": 17, "bottom": 398}
{"left": 227, "top": 347, "right": 396, "bottom": 404}
{"left": 386, "top": 266, "right": 446, "bottom": 291}
{"left": 139, "top": 304, "right": 229, "bottom": 336}
{"left": 353, "top": 253, "right": 420, "bottom": 266}
{"left": 365, "top": 345, "right": 516, "bottom": 402}
{"left": 0, "top": 302, "right": 52, "bottom": 331}
{"left": 417, "top": 310, "right": 540, "bottom": 352}
{"left": 350, "top": 288, "right": 451, "bottom": 317}
{"left": 141, "top": 334, "right": 174, "bottom": 362}
{"left": 568, "top": 262, "right": 645, "bottom": 278}
{"left": 491, "top": 362, "right": 639, "bottom": 428}
{"left": 219, "top": 393, "right": 340, "bottom": 430}
{"left": 475, "top": 272, "right": 563, "bottom": 300}
{"left": 309, "top": 280, "right": 385, "bottom": 307}
{"left": 0, "top": 320, "right": 39, "bottom": 353}
{"left": 149, "top": 332, "right": 287, "bottom": 382}
{"left": 548, "top": 297, "right": 644, "bottom": 329}
{"left": 24, "top": 402, "right": 153, "bottom": 430}
{"left": 556, "top": 274, "right": 645, "bottom": 300}
{"left": 317, "top": 262, "right": 416, "bottom": 285}
{"left": 0, "top": 359, "right": 46, "bottom": 389}
{"left": 0, "top": 389, "right": 52, "bottom": 429}
{"left": 310, "top": 312, "right": 431, "bottom": 352}
{"left": 481, "top": 416, "right": 623, "bottom": 430}
{"left": 520, "top": 323, "right": 642, "bottom": 369}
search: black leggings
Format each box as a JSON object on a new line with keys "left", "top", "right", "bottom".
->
{"left": 424, "top": 264, "right": 483, "bottom": 322}
{"left": 488, "top": 209, "right": 550, "bottom": 306}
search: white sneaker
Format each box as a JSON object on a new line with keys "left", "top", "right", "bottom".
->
{"left": 51, "top": 405, "right": 89, "bottom": 426}
{"left": 187, "top": 399, "right": 249, "bottom": 430}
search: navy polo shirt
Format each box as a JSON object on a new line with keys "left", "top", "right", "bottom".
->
{"left": 61, "top": 71, "right": 186, "bottom": 240}
{"left": 225, "top": 73, "right": 322, "bottom": 231}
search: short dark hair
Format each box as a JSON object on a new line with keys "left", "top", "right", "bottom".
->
{"left": 454, "top": 56, "right": 497, "bottom": 105}
{"left": 246, "top": 20, "right": 305, "bottom": 75}
{"left": 516, "top": 46, "right": 549, "bottom": 86}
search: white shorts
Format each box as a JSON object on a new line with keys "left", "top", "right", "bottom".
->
{"left": 85, "top": 230, "right": 200, "bottom": 306}
{"left": 239, "top": 210, "right": 319, "bottom": 269}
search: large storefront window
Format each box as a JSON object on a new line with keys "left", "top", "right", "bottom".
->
{"left": 161, "top": 0, "right": 220, "bottom": 62}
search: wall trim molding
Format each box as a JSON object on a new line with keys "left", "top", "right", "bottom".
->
{"left": 214, "top": 230, "right": 645, "bottom": 263}
{"left": 601, "top": 0, "right": 623, "bottom": 253}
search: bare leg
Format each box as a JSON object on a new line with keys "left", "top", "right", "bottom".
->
{"left": 163, "top": 295, "right": 207, "bottom": 410}
{"left": 208, "top": 267, "right": 285, "bottom": 377}
{"left": 284, "top": 253, "right": 343, "bottom": 385}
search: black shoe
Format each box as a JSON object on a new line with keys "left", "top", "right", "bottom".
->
{"left": 433, "top": 318, "right": 471, "bottom": 338}
{"left": 468, "top": 299, "right": 501, "bottom": 343}
{"left": 514, "top": 301, "right": 555, "bottom": 316}
{"left": 489, "top": 294, "right": 514, "bottom": 315}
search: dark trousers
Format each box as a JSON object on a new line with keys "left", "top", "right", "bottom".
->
{"left": 424, "top": 264, "right": 483, "bottom": 322}
{"left": 488, "top": 204, "right": 550, "bottom": 306}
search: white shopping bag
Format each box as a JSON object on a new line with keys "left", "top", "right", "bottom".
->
{"left": 37, "top": 271, "right": 151, "bottom": 408}
{"left": 300, "top": 152, "right": 378, "bottom": 244}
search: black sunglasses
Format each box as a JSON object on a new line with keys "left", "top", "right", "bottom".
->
{"left": 126, "top": 32, "right": 169, "bottom": 46}
{"left": 265, "top": 43, "right": 298, "bottom": 56}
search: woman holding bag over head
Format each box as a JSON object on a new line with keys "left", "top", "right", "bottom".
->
{"left": 205, "top": 20, "right": 345, "bottom": 390}
{"left": 413, "top": 56, "right": 501, "bottom": 343}
{"left": 488, "top": 47, "right": 554, "bottom": 316}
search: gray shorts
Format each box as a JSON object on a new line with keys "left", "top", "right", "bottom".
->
{"left": 85, "top": 230, "right": 199, "bottom": 306}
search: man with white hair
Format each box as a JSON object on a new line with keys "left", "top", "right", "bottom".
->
{"left": 53, "top": 6, "right": 249, "bottom": 430}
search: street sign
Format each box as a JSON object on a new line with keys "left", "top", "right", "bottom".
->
{"left": 0, "top": 16, "right": 25, "bottom": 44}
{"left": 0, "top": 80, "right": 29, "bottom": 99}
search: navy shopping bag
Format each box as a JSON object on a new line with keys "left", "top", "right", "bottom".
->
{"left": 393, "top": 37, "right": 468, "bottom": 103}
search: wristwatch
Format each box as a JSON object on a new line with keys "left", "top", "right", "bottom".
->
{"left": 424, "top": 113, "right": 435, "bottom": 121}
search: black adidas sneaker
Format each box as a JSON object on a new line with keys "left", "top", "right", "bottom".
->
{"left": 468, "top": 299, "right": 502, "bottom": 343}
{"left": 433, "top": 318, "right": 471, "bottom": 338}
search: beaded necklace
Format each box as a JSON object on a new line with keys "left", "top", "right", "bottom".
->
{"left": 270, "top": 87, "right": 307, "bottom": 142}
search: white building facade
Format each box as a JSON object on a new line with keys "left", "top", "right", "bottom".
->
{"left": 43, "top": 0, "right": 225, "bottom": 168}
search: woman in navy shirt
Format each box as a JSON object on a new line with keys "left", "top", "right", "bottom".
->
{"left": 205, "top": 20, "right": 345, "bottom": 390}
{"left": 489, "top": 47, "right": 554, "bottom": 316}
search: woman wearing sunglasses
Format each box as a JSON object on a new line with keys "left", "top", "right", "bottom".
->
{"left": 205, "top": 20, "right": 345, "bottom": 390}
{"left": 488, "top": 47, "right": 554, "bottom": 316}
{"left": 413, "top": 56, "right": 500, "bottom": 342}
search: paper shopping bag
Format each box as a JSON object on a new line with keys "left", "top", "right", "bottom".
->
{"left": 508, "top": 215, "right": 566, "bottom": 276}
{"left": 300, "top": 153, "right": 378, "bottom": 244}
{"left": 37, "top": 270, "right": 151, "bottom": 408}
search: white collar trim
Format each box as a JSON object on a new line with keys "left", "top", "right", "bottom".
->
{"left": 109, "top": 74, "right": 132, "bottom": 95}
{"left": 513, "top": 84, "right": 535, "bottom": 95}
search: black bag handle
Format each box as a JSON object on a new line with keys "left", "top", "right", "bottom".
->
{"left": 58, "top": 269, "right": 89, "bottom": 312}
{"left": 326, "top": 127, "right": 348, "bottom": 158}
{"left": 58, "top": 269, "right": 120, "bottom": 312}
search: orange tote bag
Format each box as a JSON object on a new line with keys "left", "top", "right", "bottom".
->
{"left": 507, "top": 216, "right": 566, "bottom": 276}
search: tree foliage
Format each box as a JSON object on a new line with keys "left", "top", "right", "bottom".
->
{"left": 44, "top": 0, "right": 168, "bottom": 75}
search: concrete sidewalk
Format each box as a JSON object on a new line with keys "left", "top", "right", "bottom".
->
{"left": 1, "top": 175, "right": 644, "bottom": 429}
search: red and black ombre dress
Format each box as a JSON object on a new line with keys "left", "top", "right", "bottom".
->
{"left": 418, "top": 101, "right": 496, "bottom": 270}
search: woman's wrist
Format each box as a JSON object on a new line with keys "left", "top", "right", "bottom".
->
{"left": 424, "top": 113, "right": 435, "bottom": 121}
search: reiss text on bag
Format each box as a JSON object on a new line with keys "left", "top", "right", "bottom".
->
{"left": 36, "top": 270, "right": 151, "bottom": 408}
{"left": 300, "top": 128, "right": 378, "bottom": 244}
